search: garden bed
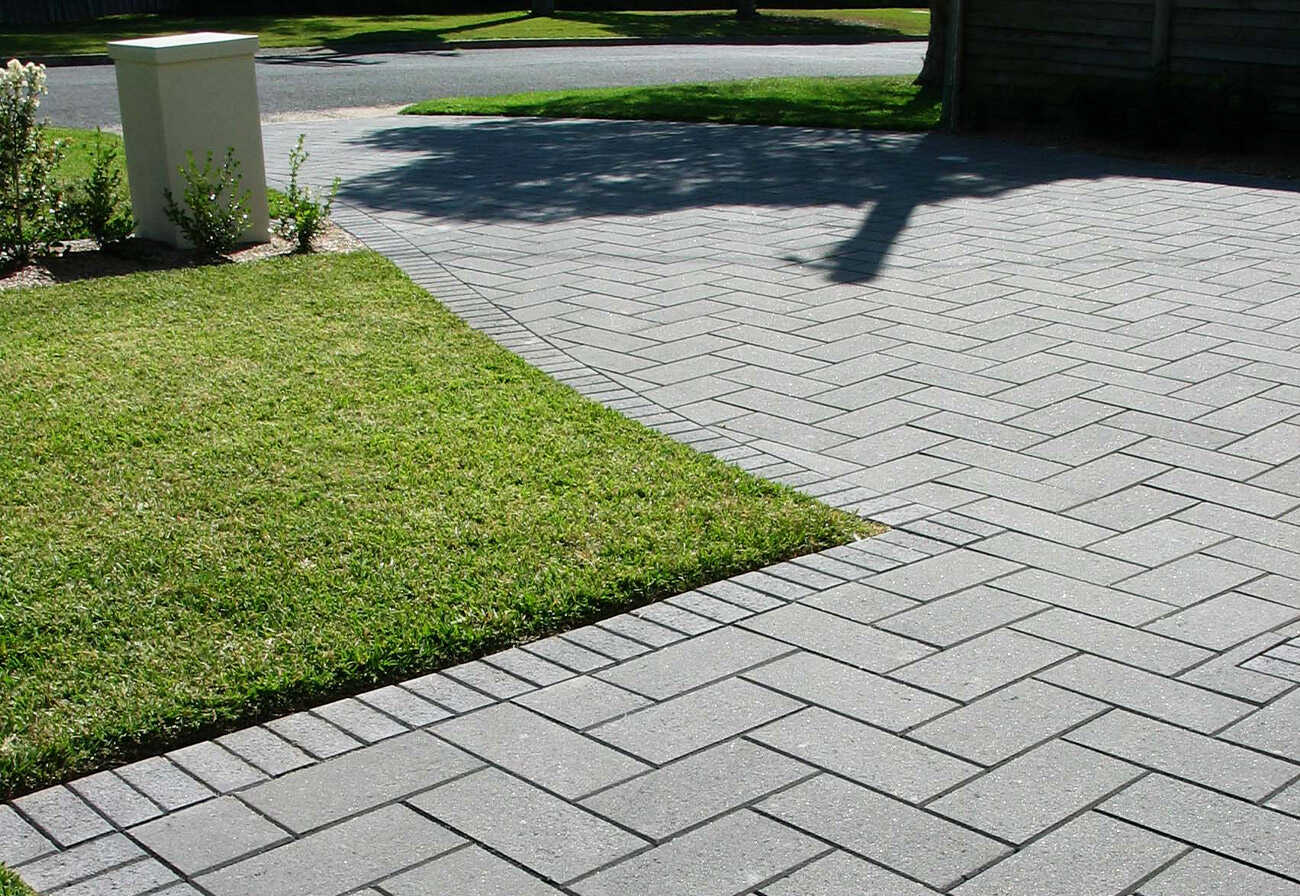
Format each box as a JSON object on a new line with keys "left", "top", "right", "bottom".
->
{"left": 0, "top": 225, "right": 361, "bottom": 290}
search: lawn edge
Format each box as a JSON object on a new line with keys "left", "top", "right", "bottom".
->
{"left": 0, "top": 250, "right": 883, "bottom": 798}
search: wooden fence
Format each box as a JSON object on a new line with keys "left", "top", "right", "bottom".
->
{"left": 960, "top": 0, "right": 1300, "bottom": 139}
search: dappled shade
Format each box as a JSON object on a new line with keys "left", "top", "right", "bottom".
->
{"left": 338, "top": 117, "right": 1268, "bottom": 284}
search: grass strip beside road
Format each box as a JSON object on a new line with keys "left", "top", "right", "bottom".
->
{"left": 403, "top": 75, "right": 942, "bottom": 131}
{"left": 3, "top": 8, "right": 928, "bottom": 59}
{"left": 0, "top": 251, "right": 872, "bottom": 796}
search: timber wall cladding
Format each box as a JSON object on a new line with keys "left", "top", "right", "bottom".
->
{"left": 961, "top": 0, "right": 1300, "bottom": 137}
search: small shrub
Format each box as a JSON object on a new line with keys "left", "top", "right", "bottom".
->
{"left": 0, "top": 59, "right": 64, "bottom": 264}
{"left": 68, "top": 127, "right": 133, "bottom": 248}
{"left": 163, "top": 147, "right": 250, "bottom": 256}
{"left": 272, "top": 134, "right": 338, "bottom": 253}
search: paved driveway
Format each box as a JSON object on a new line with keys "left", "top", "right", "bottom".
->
{"left": 5, "top": 117, "right": 1299, "bottom": 894}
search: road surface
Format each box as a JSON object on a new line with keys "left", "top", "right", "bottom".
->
{"left": 43, "top": 42, "right": 925, "bottom": 129}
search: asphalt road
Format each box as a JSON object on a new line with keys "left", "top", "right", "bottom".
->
{"left": 43, "top": 42, "right": 926, "bottom": 129}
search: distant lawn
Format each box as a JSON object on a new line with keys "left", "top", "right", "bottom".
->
{"left": 50, "top": 126, "right": 123, "bottom": 186}
{"left": 0, "top": 251, "right": 871, "bottom": 796}
{"left": 404, "top": 75, "right": 942, "bottom": 131}
{"left": 1, "top": 8, "right": 927, "bottom": 58}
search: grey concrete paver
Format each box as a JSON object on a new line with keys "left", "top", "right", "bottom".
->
{"left": 196, "top": 804, "right": 463, "bottom": 896}
{"left": 760, "top": 850, "right": 942, "bottom": 896}
{"left": 10, "top": 834, "right": 145, "bottom": 893}
{"left": 65, "top": 772, "right": 160, "bottom": 830}
{"left": 893, "top": 628, "right": 1075, "bottom": 701}
{"left": 572, "top": 809, "right": 825, "bottom": 896}
{"left": 928, "top": 740, "right": 1143, "bottom": 843}
{"left": 951, "top": 812, "right": 1184, "bottom": 896}
{"left": 433, "top": 702, "right": 649, "bottom": 798}
{"left": 740, "top": 602, "right": 933, "bottom": 671}
{"left": 383, "top": 845, "right": 565, "bottom": 895}
{"left": 759, "top": 774, "right": 1010, "bottom": 890}
{"left": 1220, "top": 689, "right": 1300, "bottom": 760}
{"left": 741, "top": 650, "right": 957, "bottom": 730}
{"left": 1102, "top": 775, "right": 1300, "bottom": 880}
{"left": 1038, "top": 654, "right": 1256, "bottom": 732}
{"left": 165, "top": 742, "right": 266, "bottom": 795}
{"left": 129, "top": 796, "right": 290, "bottom": 876}
{"left": 578, "top": 740, "right": 811, "bottom": 842}
{"left": 52, "top": 858, "right": 177, "bottom": 896}
{"left": 910, "top": 678, "right": 1108, "bottom": 765}
{"left": 588, "top": 677, "right": 801, "bottom": 764}
{"left": 1065, "top": 709, "right": 1300, "bottom": 801}
{"left": 11, "top": 786, "right": 112, "bottom": 848}
{"left": 240, "top": 731, "right": 481, "bottom": 834}
{"left": 1137, "top": 850, "right": 1300, "bottom": 896}
{"left": 751, "top": 706, "right": 979, "bottom": 802}
{"left": 409, "top": 768, "right": 647, "bottom": 884}
{"left": 0, "top": 805, "right": 54, "bottom": 866}
{"left": 11, "top": 115, "right": 1300, "bottom": 894}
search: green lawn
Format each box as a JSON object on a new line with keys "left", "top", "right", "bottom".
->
{"left": 0, "top": 867, "right": 35, "bottom": 896}
{"left": 2, "top": 8, "right": 928, "bottom": 58}
{"left": 0, "top": 251, "right": 871, "bottom": 796}
{"left": 50, "top": 126, "right": 122, "bottom": 186}
{"left": 404, "top": 75, "right": 942, "bottom": 131}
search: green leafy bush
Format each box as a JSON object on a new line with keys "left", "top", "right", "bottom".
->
{"left": 0, "top": 59, "right": 64, "bottom": 264}
{"left": 163, "top": 147, "right": 250, "bottom": 255}
{"left": 67, "top": 127, "right": 132, "bottom": 247}
{"left": 271, "top": 134, "right": 338, "bottom": 253}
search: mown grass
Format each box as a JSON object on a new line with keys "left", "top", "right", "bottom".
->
{"left": 1, "top": 8, "right": 928, "bottom": 58}
{"left": 0, "top": 250, "right": 872, "bottom": 796}
{"left": 49, "top": 126, "right": 123, "bottom": 187}
{"left": 0, "top": 867, "right": 35, "bottom": 896}
{"left": 404, "top": 75, "right": 942, "bottom": 131}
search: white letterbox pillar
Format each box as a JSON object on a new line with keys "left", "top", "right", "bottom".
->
{"left": 107, "top": 32, "right": 271, "bottom": 247}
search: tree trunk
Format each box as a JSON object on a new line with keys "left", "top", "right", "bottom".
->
{"left": 915, "top": 0, "right": 948, "bottom": 89}
{"left": 531, "top": 0, "right": 555, "bottom": 16}
{"left": 736, "top": 0, "right": 758, "bottom": 20}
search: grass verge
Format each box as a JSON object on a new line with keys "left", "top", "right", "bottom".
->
{"left": 0, "top": 250, "right": 872, "bottom": 796}
{"left": 2, "top": 8, "right": 927, "bottom": 58}
{"left": 403, "top": 75, "right": 942, "bottom": 130}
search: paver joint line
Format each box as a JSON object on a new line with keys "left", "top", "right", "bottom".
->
{"left": 7, "top": 115, "right": 1300, "bottom": 895}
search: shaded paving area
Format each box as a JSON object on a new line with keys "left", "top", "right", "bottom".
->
{"left": 3, "top": 116, "right": 1299, "bottom": 894}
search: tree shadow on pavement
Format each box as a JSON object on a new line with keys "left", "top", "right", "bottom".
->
{"left": 337, "top": 117, "right": 1293, "bottom": 284}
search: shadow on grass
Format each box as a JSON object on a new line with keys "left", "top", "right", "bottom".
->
{"left": 337, "top": 114, "right": 1297, "bottom": 285}
{"left": 309, "top": 13, "right": 534, "bottom": 52}
{"left": 544, "top": 10, "right": 917, "bottom": 41}
{"left": 410, "top": 79, "right": 941, "bottom": 130}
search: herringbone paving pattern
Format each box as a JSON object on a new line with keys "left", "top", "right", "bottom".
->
{"left": 4, "top": 117, "right": 1299, "bottom": 894}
